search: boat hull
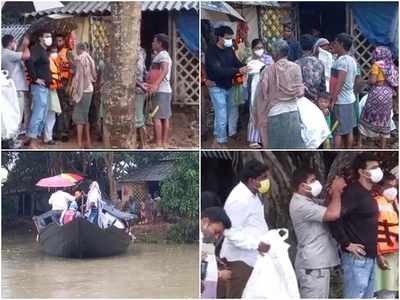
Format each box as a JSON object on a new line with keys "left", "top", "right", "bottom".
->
{"left": 38, "top": 217, "right": 131, "bottom": 258}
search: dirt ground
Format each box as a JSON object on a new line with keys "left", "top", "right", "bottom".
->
{"left": 18, "top": 106, "right": 199, "bottom": 150}
{"left": 202, "top": 109, "right": 399, "bottom": 150}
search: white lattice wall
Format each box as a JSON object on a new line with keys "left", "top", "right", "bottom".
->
{"left": 175, "top": 33, "right": 199, "bottom": 105}
{"left": 350, "top": 18, "right": 373, "bottom": 81}
{"left": 171, "top": 15, "right": 199, "bottom": 106}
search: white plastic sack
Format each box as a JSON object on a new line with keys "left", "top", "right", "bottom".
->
{"left": 297, "top": 97, "right": 331, "bottom": 148}
{"left": 1, "top": 70, "right": 21, "bottom": 139}
{"left": 201, "top": 242, "right": 218, "bottom": 298}
{"left": 247, "top": 59, "right": 265, "bottom": 75}
{"left": 359, "top": 93, "right": 396, "bottom": 131}
{"left": 242, "top": 229, "right": 300, "bottom": 300}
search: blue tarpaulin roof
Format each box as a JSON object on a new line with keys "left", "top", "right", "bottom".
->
{"left": 176, "top": 10, "right": 199, "bottom": 57}
{"left": 350, "top": 2, "right": 398, "bottom": 56}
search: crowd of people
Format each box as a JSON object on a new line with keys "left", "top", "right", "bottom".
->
{"left": 48, "top": 181, "right": 141, "bottom": 232}
{"left": 201, "top": 155, "right": 399, "bottom": 299}
{"left": 202, "top": 22, "right": 399, "bottom": 149}
{"left": 1, "top": 29, "right": 173, "bottom": 149}
{"left": 124, "top": 193, "right": 161, "bottom": 225}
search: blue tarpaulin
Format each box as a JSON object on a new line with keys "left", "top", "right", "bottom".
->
{"left": 176, "top": 10, "right": 199, "bottom": 57}
{"left": 350, "top": 3, "right": 398, "bottom": 56}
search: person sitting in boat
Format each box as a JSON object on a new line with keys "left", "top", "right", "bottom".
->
{"left": 60, "top": 200, "right": 82, "bottom": 225}
{"left": 85, "top": 181, "right": 101, "bottom": 224}
{"left": 48, "top": 189, "right": 76, "bottom": 211}
{"left": 74, "top": 189, "right": 86, "bottom": 213}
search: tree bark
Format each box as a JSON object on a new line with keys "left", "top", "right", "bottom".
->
{"left": 105, "top": 152, "right": 118, "bottom": 201}
{"left": 104, "top": 2, "right": 141, "bottom": 148}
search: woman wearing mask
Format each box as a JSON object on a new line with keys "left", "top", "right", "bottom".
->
{"left": 359, "top": 46, "right": 398, "bottom": 148}
{"left": 246, "top": 39, "right": 273, "bottom": 148}
{"left": 374, "top": 172, "right": 398, "bottom": 299}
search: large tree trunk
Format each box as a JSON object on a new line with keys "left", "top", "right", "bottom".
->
{"left": 104, "top": 2, "right": 141, "bottom": 148}
{"left": 105, "top": 152, "right": 118, "bottom": 201}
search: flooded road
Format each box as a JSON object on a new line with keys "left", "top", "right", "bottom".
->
{"left": 2, "top": 232, "right": 199, "bottom": 298}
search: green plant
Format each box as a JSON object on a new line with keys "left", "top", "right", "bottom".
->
{"left": 166, "top": 219, "right": 199, "bottom": 244}
{"left": 160, "top": 152, "right": 199, "bottom": 221}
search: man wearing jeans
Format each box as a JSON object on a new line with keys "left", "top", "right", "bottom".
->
{"left": 26, "top": 30, "right": 53, "bottom": 149}
{"left": 330, "top": 153, "right": 382, "bottom": 298}
{"left": 205, "top": 26, "right": 247, "bottom": 145}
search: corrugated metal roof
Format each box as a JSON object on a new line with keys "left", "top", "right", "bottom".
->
{"left": 1, "top": 24, "right": 31, "bottom": 43}
{"left": 142, "top": 1, "right": 198, "bottom": 11}
{"left": 231, "top": 1, "right": 279, "bottom": 7}
{"left": 119, "top": 161, "right": 175, "bottom": 183}
{"left": 201, "top": 151, "right": 233, "bottom": 160}
{"left": 25, "top": 1, "right": 198, "bottom": 17}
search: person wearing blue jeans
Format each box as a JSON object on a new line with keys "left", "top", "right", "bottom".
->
{"left": 341, "top": 252, "right": 376, "bottom": 298}
{"left": 205, "top": 25, "right": 247, "bottom": 145}
{"left": 208, "top": 86, "right": 239, "bottom": 144}
{"left": 330, "top": 153, "right": 382, "bottom": 299}
{"left": 28, "top": 84, "right": 49, "bottom": 143}
{"left": 25, "top": 30, "right": 52, "bottom": 148}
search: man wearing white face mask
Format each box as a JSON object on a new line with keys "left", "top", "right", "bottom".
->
{"left": 220, "top": 160, "right": 271, "bottom": 298}
{"left": 374, "top": 172, "right": 398, "bottom": 299}
{"left": 205, "top": 25, "right": 248, "bottom": 145}
{"left": 289, "top": 168, "right": 347, "bottom": 298}
{"left": 25, "top": 30, "right": 53, "bottom": 149}
{"left": 330, "top": 153, "right": 382, "bottom": 299}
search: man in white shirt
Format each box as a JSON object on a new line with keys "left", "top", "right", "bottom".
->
{"left": 48, "top": 189, "right": 75, "bottom": 211}
{"left": 220, "top": 160, "right": 271, "bottom": 298}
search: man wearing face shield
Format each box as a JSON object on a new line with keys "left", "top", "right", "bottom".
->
{"left": 25, "top": 30, "right": 53, "bottom": 149}
{"left": 201, "top": 206, "right": 232, "bottom": 298}
{"left": 219, "top": 160, "right": 271, "bottom": 298}
{"left": 330, "top": 153, "right": 382, "bottom": 298}
{"left": 205, "top": 25, "right": 248, "bottom": 145}
{"left": 289, "top": 168, "right": 347, "bottom": 298}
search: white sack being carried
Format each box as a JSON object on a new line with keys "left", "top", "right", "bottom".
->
{"left": 359, "top": 93, "right": 396, "bottom": 131}
{"left": 242, "top": 229, "right": 300, "bottom": 300}
{"left": 297, "top": 97, "right": 331, "bottom": 148}
{"left": 1, "top": 70, "right": 21, "bottom": 139}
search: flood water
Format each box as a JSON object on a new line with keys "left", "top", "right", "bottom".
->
{"left": 2, "top": 232, "right": 199, "bottom": 298}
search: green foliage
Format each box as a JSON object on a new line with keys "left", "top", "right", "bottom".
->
{"left": 160, "top": 152, "right": 199, "bottom": 221}
{"left": 166, "top": 219, "right": 199, "bottom": 244}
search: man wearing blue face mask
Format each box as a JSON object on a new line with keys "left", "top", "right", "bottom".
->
{"left": 330, "top": 153, "right": 382, "bottom": 299}
{"left": 205, "top": 25, "right": 248, "bottom": 145}
{"left": 289, "top": 168, "right": 347, "bottom": 298}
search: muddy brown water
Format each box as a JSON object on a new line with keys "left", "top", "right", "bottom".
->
{"left": 2, "top": 232, "right": 199, "bottom": 298}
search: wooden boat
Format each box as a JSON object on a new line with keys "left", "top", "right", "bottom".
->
{"left": 33, "top": 207, "right": 136, "bottom": 258}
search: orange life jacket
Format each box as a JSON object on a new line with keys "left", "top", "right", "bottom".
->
{"left": 49, "top": 55, "right": 62, "bottom": 90}
{"left": 58, "top": 47, "right": 71, "bottom": 80}
{"left": 375, "top": 195, "right": 399, "bottom": 255}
